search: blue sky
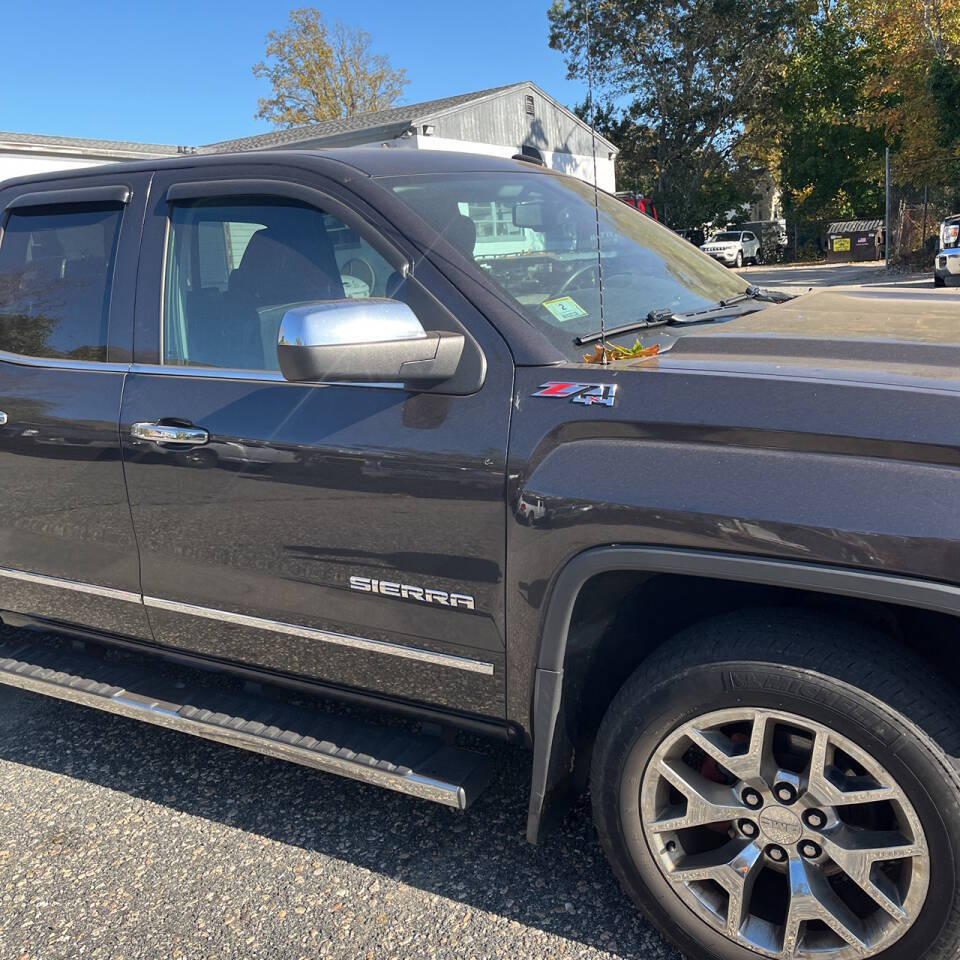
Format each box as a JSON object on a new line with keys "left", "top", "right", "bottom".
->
{"left": 0, "top": 1, "right": 586, "bottom": 146}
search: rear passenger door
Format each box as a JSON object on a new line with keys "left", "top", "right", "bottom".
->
{"left": 0, "top": 174, "right": 152, "bottom": 638}
{"left": 119, "top": 167, "right": 513, "bottom": 717}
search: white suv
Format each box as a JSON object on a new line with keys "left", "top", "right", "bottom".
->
{"left": 700, "top": 230, "right": 761, "bottom": 268}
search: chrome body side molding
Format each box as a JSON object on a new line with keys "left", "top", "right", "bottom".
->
{"left": 0, "top": 565, "right": 494, "bottom": 675}
{"left": 0, "top": 565, "right": 141, "bottom": 604}
{"left": 143, "top": 596, "right": 494, "bottom": 675}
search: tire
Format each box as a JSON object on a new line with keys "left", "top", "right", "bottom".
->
{"left": 591, "top": 608, "right": 960, "bottom": 960}
{"left": 935, "top": 274, "right": 945, "bottom": 288}
{"left": 735, "top": 251, "right": 743, "bottom": 268}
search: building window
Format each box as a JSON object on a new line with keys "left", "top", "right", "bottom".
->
{"left": 525, "top": 94, "right": 535, "bottom": 116}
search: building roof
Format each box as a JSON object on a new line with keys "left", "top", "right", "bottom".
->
{"left": 0, "top": 81, "right": 617, "bottom": 165}
{"left": 0, "top": 130, "right": 181, "bottom": 160}
{"left": 201, "top": 81, "right": 618, "bottom": 155}
{"left": 828, "top": 219, "right": 884, "bottom": 233}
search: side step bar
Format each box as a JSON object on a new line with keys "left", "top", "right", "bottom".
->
{"left": 0, "top": 632, "right": 491, "bottom": 809}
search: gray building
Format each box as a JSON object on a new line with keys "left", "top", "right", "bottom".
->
{"left": 0, "top": 82, "right": 618, "bottom": 190}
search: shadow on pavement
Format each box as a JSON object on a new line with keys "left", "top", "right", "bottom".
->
{"left": 0, "top": 683, "right": 680, "bottom": 960}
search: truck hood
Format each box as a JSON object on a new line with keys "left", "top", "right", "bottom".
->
{"left": 627, "top": 288, "right": 960, "bottom": 391}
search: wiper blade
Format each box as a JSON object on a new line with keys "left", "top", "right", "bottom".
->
{"left": 575, "top": 308, "right": 673, "bottom": 345}
{"left": 575, "top": 286, "right": 792, "bottom": 345}
{"left": 745, "top": 284, "right": 793, "bottom": 304}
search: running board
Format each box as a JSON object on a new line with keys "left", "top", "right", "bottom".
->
{"left": 0, "top": 632, "right": 491, "bottom": 809}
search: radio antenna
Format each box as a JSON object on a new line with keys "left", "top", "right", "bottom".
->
{"left": 584, "top": 0, "right": 607, "bottom": 362}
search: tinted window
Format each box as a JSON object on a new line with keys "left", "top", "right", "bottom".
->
{"left": 163, "top": 198, "right": 396, "bottom": 371}
{"left": 712, "top": 232, "right": 743, "bottom": 242}
{"left": 0, "top": 204, "right": 122, "bottom": 361}
{"left": 743, "top": 232, "right": 756, "bottom": 241}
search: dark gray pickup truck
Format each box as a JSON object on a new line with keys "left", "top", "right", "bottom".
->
{"left": 1, "top": 149, "right": 960, "bottom": 960}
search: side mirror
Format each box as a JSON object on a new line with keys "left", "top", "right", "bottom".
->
{"left": 277, "top": 299, "right": 464, "bottom": 386}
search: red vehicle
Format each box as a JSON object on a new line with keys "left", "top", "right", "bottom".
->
{"left": 616, "top": 191, "right": 659, "bottom": 220}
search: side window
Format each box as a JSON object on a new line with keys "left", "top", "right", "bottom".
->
{"left": 163, "top": 197, "right": 397, "bottom": 372}
{"left": 0, "top": 203, "right": 123, "bottom": 361}
{"left": 743, "top": 232, "right": 756, "bottom": 242}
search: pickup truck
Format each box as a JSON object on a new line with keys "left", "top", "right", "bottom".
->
{"left": 1, "top": 149, "right": 959, "bottom": 960}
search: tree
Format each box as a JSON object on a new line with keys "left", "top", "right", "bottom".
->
{"left": 773, "top": 4, "right": 886, "bottom": 220}
{"left": 548, "top": 0, "right": 808, "bottom": 226}
{"left": 850, "top": 0, "right": 960, "bottom": 170}
{"left": 575, "top": 98, "right": 759, "bottom": 225}
{"left": 254, "top": 9, "right": 407, "bottom": 127}
{"left": 930, "top": 57, "right": 960, "bottom": 148}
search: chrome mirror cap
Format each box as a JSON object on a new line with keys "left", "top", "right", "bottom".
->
{"left": 278, "top": 299, "right": 427, "bottom": 349}
{"left": 276, "top": 298, "right": 464, "bottom": 386}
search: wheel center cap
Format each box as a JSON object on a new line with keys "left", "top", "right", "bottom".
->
{"left": 758, "top": 807, "right": 802, "bottom": 845}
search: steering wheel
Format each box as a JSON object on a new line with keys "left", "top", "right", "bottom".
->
{"left": 558, "top": 264, "right": 635, "bottom": 294}
{"left": 341, "top": 258, "right": 376, "bottom": 293}
{"left": 558, "top": 263, "right": 600, "bottom": 294}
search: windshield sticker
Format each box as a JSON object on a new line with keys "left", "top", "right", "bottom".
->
{"left": 542, "top": 296, "right": 589, "bottom": 323}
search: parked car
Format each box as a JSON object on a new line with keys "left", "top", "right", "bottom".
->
{"left": 935, "top": 213, "right": 960, "bottom": 286}
{"left": 3, "top": 149, "right": 960, "bottom": 960}
{"left": 700, "top": 229, "right": 762, "bottom": 267}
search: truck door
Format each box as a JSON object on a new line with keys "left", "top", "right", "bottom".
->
{"left": 0, "top": 174, "right": 151, "bottom": 639}
{"left": 119, "top": 167, "right": 513, "bottom": 717}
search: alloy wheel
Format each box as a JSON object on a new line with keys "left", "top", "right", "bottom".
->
{"left": 628, "top": 708, "right": 929, "bottom": 959}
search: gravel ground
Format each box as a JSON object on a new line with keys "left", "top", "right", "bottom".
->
{"left": 0, "top": 646, "right": 684, "bottom": 960}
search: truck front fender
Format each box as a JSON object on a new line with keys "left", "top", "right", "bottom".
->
{"left": 526, "top": 545, "right": 960, "bottom": 842}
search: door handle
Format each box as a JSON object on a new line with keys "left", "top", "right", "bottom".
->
{"left": 131, "top": 422, "right": 209, "bottom": 446}
{"left": 0, "top": 412, "right": 7, "bottom": 427}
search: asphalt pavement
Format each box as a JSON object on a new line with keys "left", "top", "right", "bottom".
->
{"left": 739, "top": 259, "right": 957, "bottom": 294}
{"left": 0, "top": 628, "right": 684, "bottom": 960}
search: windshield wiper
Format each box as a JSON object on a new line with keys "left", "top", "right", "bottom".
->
{"left": 575, "top": 285, "right": 792, "bottom": 345}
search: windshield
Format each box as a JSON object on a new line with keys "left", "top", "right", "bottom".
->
{"left": 383, "top": 171, "right": 744, "bottom": 361}
{"left": 710, "top": 232, "right": 742, "bottom": 242}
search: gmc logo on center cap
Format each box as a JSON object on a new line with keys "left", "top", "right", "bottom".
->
{"left": 532, "top": 382, "right": 618, "bottom": 407}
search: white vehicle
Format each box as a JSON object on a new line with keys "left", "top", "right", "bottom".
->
{"left": 700, "top": 229, "right": 761, "bottom": 268}
{"left": 935, "top": 214, "right": 960, "bottom": 287}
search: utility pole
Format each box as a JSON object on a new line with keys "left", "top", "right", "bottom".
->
{"left": 885, "top": 146, "right": 891, "bottom": 268}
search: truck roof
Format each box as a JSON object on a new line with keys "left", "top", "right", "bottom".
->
{"left": 0, "top": 147, "right": 553, "bottom": 192}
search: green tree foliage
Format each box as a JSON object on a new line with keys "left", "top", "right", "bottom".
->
{"left": 254, "top": 9, "right": 407, "bottom": 127}
{"left": 549, "top": 0, "right": 806, "bottom": 226}
{"left": 929, "top": 57, "right": 960, "bottom": 148}
{"left": 774, "top": 6, "right": 886, "bottom": 220}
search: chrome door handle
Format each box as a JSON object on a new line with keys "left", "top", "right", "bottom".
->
{"left": 0, "top": 412, "right": 7, "bottom": 427}
{"left": 131, "top": 422, "right": 209, "bottom": 446}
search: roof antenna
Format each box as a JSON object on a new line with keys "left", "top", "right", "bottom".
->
{"left": 584, "top": 0, "right": 607, "bottom": 363}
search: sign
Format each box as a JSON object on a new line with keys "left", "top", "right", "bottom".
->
{"left": 833, "top": 237, "right": 851, "bottom": 252}
{"left": 541, "top": 296, "right": 589, "bottom": 322}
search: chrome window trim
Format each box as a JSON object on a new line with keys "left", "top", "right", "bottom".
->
{"left": 143, "top": 596, "right": 495, "bottom": 675}
{"left": 0, "top": 348, "right": 130, "bottom": 373}
{"left": 0, "top": 565, "right": 141, "bottom": 604}
{"left": 0, "top": 565, "right": 492, "bottom": 675}
{"left": 128, "top": 362, "right": 405, "bottom": 389}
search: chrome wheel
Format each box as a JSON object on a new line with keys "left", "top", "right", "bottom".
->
{"left": 630, "top": 708, "right": 929, "bottom": 959}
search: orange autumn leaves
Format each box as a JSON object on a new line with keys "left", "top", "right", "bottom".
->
{"left": 583, "top": 340, "right": 660, "bottom": 364}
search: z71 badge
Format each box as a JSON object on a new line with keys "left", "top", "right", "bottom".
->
{"left": 532, "top": 381, "right": 618, "bottom": 407}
